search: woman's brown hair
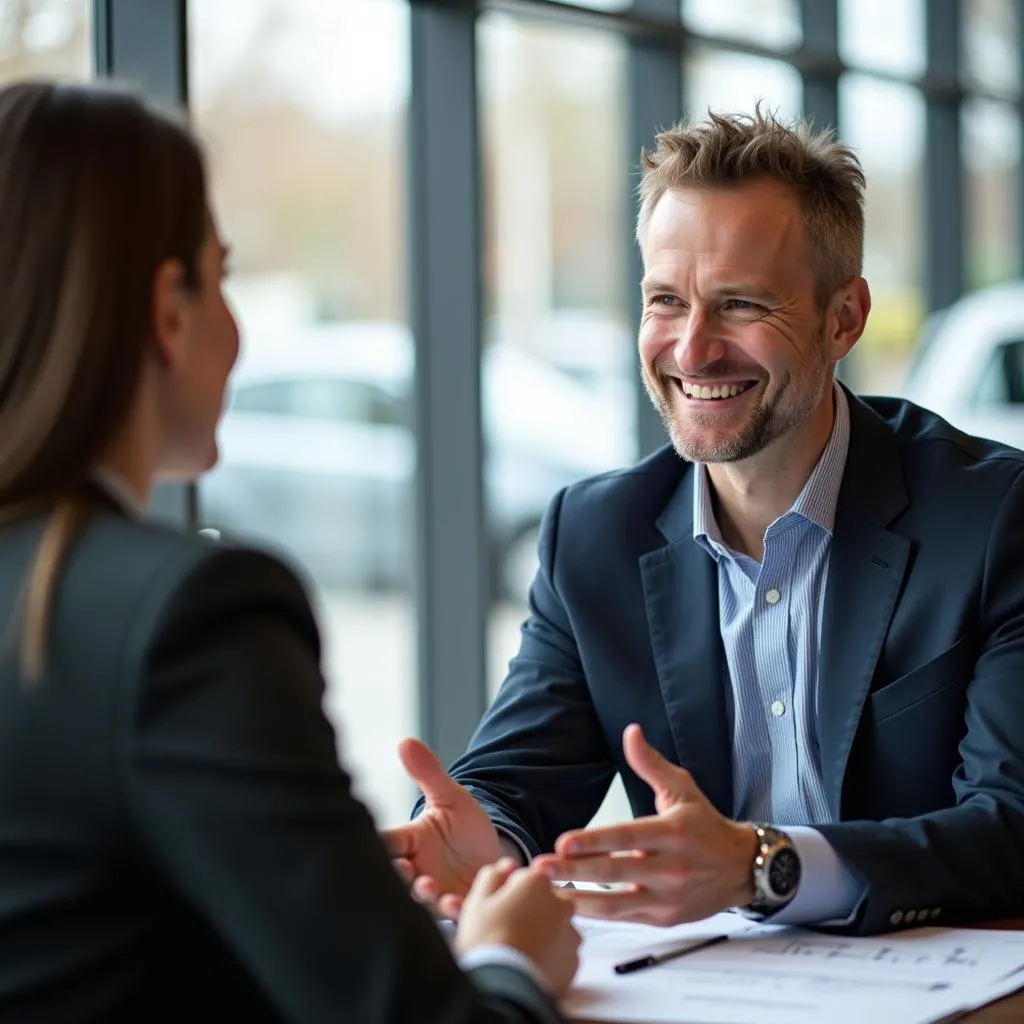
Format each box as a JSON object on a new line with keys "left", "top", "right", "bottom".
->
{"left": 0, "top": 80, "right": 208, "bottom": 676}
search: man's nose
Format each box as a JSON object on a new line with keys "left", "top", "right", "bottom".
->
{"left": 673, "top": 310, "right": 726, "bottom": 373}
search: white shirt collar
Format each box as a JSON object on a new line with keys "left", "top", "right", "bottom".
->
{"left": 692, "top": 381, "right": 851, "bottom": 550}
{"left": 91, "top": 467, "right": 147, "bottom": 520}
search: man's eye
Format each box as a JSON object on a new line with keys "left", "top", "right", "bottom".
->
{"left": 649, "top": 295, "right": 679, "bottom": 307}
{"left": 723, "top": 299, "right": 764, "bottom": 313}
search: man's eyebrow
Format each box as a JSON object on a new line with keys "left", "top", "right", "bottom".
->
{"left": 640, "top": 278, "right": 676, "bottom": 294}
{"left": 712, "top": 284, "right": 778, "bottom": 301}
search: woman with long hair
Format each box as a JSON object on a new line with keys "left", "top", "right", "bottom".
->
{"left": 0, "top": 79, "right": 577, "bottom": 1023}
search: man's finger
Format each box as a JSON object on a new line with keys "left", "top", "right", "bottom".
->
{"left": 397, "top": 737, "right": 461, "bottom": 807}
{"left": 394, "top": 857, "right": 415, "bottom": 884}
{"left": 413, "top": 874, "right": 441, "bottom": 904}
{"left": 436, "top": 893, "right": 465, "bottom": 920}
{"left": 554, "top": 817, "right": 672, "bottom": 857}
{"left": 381, "top": 824, "right": 417, "bottom": 859}
{"left": 622, "top": 723, "right": 696, "bottom": 802}
{"left": 560, "top": 885, "right": 649, "bottom": 921}
{"left": 536, "top": 851, "right": 654, "bottom": 885}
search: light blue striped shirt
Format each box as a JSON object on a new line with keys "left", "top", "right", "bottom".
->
{"left": 693, "top": 383, "right": 863, "bottom": 923}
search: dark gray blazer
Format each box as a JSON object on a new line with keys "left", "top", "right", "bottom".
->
{"left": 440, "top": 390, "right": 1024, "bottom": 936}
{"left": 0, "top": 494, "right": 561, "bottom": 1023}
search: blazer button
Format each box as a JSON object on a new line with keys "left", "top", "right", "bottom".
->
{"left": 890, "top": 910, "right": 904, "bottom": 925}
{"left": 930, "top": 908, "right": 942, "bottom": 920}
{"left": 904, "top": 910, "right": 917, "bottom": 923}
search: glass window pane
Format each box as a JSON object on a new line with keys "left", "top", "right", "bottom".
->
{"left": 231, "top": 381, "right": 294, "bottom": 415}
{"left": 839, "top": 75, "right": 926, "bottom": 392}
{"left": 969, "top": 341, "right": 1024, "bottom": 406}
{"left": 558, "top": 0, "right": 632, "bottom": 9}
{"left": 964, "top": 99, "right": 1020, "bottom": 287}
{"left": 963, "top": 0, "right": 1020, "bottom": 94}
{"left": 190, "top": 0, "right": 414, "bottom": 828}
{"left": 682, "top": 0, "right": 801, "bottom": 50}
{"left": 685, "top": 47, "right": 802, "bottom": 121}
{"left": 0, "top": 0, "right": 90, "bottom": 80}
{"left": 479, "top": 13, "right": 635, "bottom": 827}
{"left": 839, "top": 0, "right": 926, "bottom": 77}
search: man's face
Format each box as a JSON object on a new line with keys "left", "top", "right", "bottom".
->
{"left": 638, "top": 180, "right": 838, "bottom": 464}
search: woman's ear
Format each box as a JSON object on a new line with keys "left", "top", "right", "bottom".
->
{"left": 149, "top": 257, "right": 189, "bottom": 369}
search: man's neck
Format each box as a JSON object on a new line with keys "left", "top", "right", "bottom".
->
{"left": 706, "top": 389, "right": 836, "bottom": 562}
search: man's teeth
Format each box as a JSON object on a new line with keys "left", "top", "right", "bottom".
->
{"left": 680, "top": 381, "right": 747, "bottom": 400}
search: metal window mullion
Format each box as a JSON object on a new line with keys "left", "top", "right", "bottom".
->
{"left": 93, "top": 0, "right": 188, "bottom": 103}
{"left": 630, "top": 0, "right": 683, "bottom": 458}
{"left": 800, "top": 0, "right": 839, "bottom": 134}
{"left": 409, "top": 0, "right": 487, "bottom": 767}
{"left": 800, "top": 0, "right": 859, "bottom": 384}
{"left": 1017, "top": 0, "right": 1024, "bottom": 276}
{"left": 93, "top": 0, "right": 196, "bottom": 530}
{"left": 924, "top": 0, "right": 965, "bottom": 313}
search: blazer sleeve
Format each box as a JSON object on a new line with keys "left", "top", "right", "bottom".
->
{"left": 818, "top": 465, "right": 1024, "bottom": 935}
{"left": 117, "top": 545, "right": 562, "bottom": 1024}
{"left": 426, "top": 489, "right": 617, "bottom": 857}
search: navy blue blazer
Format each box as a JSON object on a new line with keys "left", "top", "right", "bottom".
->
{"left": 0, "top": 503, "right": 562, "bottom": 1023}
{"left": 446, "top": 390, "right": 1024, "bottom": 935}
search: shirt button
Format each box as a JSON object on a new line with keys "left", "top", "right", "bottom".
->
{"left": 770, "top": 700, "right": 786, "bottom": 717}
{"left": 765, "top": 588, "right": 781, "bottom": 604}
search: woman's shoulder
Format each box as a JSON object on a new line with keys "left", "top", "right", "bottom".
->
{"left": 59, "top": 511, "right": 317, "bottom": 646}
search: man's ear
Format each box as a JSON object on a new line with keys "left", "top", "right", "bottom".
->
{"left": 150, "top": 257, "right": 190, "bottom": 369}
{"left": 825, "top": 276, "right": 871, "bottom": 363}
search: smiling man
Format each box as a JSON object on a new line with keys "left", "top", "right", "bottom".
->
{"left": 385, "top": 108, "right": 1024, "bottom": 935}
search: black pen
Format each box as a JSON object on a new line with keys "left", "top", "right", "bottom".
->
{"left": 613, "top": 933, "right": 730, "bottom": 975}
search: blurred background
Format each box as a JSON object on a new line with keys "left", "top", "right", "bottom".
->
{"left": 12, "top": 0, "right": 1024, "bottom": 827}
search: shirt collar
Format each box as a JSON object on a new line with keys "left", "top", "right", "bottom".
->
{"left": 789, "top": 381, "right": 850, "bottom": 534}
{"left": 693, "top": 381, "right": 851, "bottom": 553}
{"left": 91, "top": 466, "right": 147, "bottom": 521}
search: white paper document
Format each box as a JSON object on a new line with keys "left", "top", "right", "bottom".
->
{"left": 561, "top": 912, "right": 1024, "bottom": 1024}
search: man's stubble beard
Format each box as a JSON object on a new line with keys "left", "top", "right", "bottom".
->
{"left": 642, "top": 326, "right": 831, "bottom": 465}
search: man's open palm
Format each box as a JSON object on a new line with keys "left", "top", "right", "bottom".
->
{"left": 383, "top": 738, "right": 501, "bottom": 911}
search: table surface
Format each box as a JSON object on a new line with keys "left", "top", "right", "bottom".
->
{"left": 573, "top": 918, "right": 1024, "bottom": 1023}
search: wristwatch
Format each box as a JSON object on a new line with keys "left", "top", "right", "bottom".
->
{"left": 736, "top": 823, "right": 802, "bottom": 921}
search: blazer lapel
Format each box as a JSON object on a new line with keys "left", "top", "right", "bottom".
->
{"left": 640, "top": 468, "right": 733, "bottom": 817}
{"left": 818, "top": 393, "right": 911, "bottom": 816}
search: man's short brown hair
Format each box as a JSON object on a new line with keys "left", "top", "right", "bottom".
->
{"left": 637, "top": 106, "right": 866, "bottom": 308}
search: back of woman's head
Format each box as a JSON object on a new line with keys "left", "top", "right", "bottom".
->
{"left": 0, "top": 79, "right": 207, "bottom": 513}
{"left": 0, "top": 80, "right": 209, "bottom": 678}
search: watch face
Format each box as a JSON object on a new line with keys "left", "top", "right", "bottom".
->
{"left": 767, "top": 847, "right": 801, "bottom": 899}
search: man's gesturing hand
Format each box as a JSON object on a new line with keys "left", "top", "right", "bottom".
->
{"left": 534, "top": 724, "right": 758, "bottom": 926}
{"left": 382, "top": 737, "right": 502, "bottom": 914}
